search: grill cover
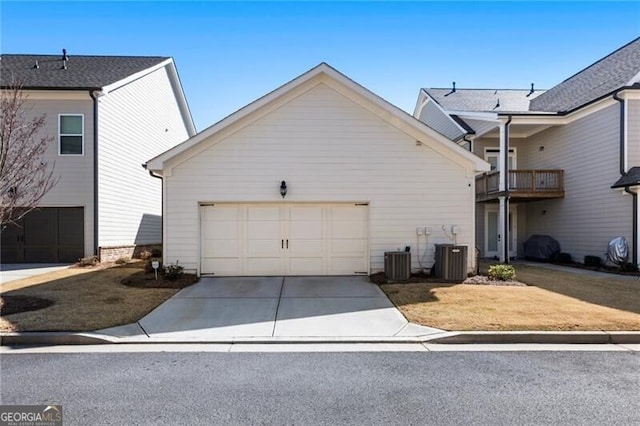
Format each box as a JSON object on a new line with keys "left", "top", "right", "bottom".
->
{"left": 523, "top": 235, "right": 561, "bottom": 261}
{"left": 606, "top": 237, "right": 629, "bottom": 265}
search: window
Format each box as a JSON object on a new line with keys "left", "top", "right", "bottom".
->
{"left": 59, "top": 115, "right": 84, "bottom": 155}
{"left": 484, "top": 148, "right": 516, "bottom": 171}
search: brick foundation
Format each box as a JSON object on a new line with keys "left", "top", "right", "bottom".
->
{"left": 98, "top": 244, "right": 162, "bottom": 262}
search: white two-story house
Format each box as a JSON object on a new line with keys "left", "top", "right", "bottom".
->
{"left": 415, "top": 37, "right": 640, "bottom": 266}
{"left": 1, "top": 52, "right": 196, "bottom": 263}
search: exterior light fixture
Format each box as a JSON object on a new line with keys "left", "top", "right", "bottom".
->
{"left": 280, "top": 181, "right": 287, "bottom": 198}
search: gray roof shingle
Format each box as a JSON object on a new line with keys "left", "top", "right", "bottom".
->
{"left": 530, "top": 37, "right": 640, "bottom": 112}
{"left": 0, "top": 54, "right": 169, "bottom": 89}
{"left": 424, "top": 88, "right": 544, "bottom": 113}
{"left": 612, "top": 167, "right": 640, "bottom": 188}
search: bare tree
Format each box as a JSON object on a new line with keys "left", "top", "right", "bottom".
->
{"left": 0, "top": 82, "right": 58, "bottom": 229}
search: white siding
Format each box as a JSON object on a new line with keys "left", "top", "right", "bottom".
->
{"left": 23, "top": 97, "right": 95, "bottom": 258}
{"left": 165, "top": 83, "right": 476, "bottom": 274}
{"left": 518, "top": 104, "right": 630, "bottom": 262}
{"left": 98, "top": 66, "right": 190, "bottom": 247}
{"left": 418, "top": 101, "right": 465, "bottom": 141}
{"left": 627, "top": 100, "right": 640, "bottom": 168}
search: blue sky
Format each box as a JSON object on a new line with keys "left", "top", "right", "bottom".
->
{"left": 2, "top": 1, "right": 639, "bottom": 130}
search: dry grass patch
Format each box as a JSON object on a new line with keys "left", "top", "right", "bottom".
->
{"left": 0, "top": 261, "right": 192, "bottom": 332}
{"left": 382, "top": 266, "right": 640, "bottom": 331}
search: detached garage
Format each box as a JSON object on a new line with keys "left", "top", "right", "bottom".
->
{"left": 146, "top": 63, "right": 489, "bottom": 276}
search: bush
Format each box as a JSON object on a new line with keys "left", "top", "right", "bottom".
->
{"left": 115, "top": 257, "right": 130, "bottom": 265}
{"left": 77, "top": 255, "right": 99, "bottom": 267}
{"left": 151, "top": 248, "right": 162, "bottom": 258}
{"left": 488, "top": 264, "right": 516, "bottom": 281}
{"left": 145, "top": 258, "right": 162, "bottom": 273}
{"left": 584, "top": 255, "right": 603, "bottom": 268}
{"left": 163, "top": 261, "right": 184, "bottom": 281}
{"left": 555, "top": 252, "right": 572, "bottom": 264}
{"left": 139, "top": 250, "right": 152, "bottom": 260}
{"left": 620, "top": 262, "right": 638, "bottom": 273}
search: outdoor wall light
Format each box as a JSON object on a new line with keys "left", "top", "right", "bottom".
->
{"left": 280, "top": 181, "right": 287, "bottom": 198}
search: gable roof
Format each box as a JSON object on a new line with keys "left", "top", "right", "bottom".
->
{"left": 530, "top": 37, "right": 640, "bottom": 112}
{"left": 423, "top": 88, "right": 543, "bottom": 113}
{"left": 0, "top": 54, "right": 170, "bottom": 90}
{"left": 146, "top": 63, "right": 489, "bottom": 174}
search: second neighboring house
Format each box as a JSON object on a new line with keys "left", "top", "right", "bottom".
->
{"left": 415, "top": 37, "right": 640, "bottom": 265}
{"left": 0, "top": 52, "right": 196, "bottom": 263}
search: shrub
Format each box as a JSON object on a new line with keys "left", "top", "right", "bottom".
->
{"left": 163, "top": 261, "right": 184, "bottom": 281}
{"left": 77, "top": 255, "right": 99, "bottom": 267}
{"left": 584, "top": 255, "right": 603, "bottom": 268}
{"left": 145, "top": 258, "right": 162, "bottom": 273}
{"left": 115, "top": 257, "right": 130, "bottom": 265}
{"left": 139, "top": 250, "right": 152, "bottom": 260}
{"left": 151, "top": 248, "right": 162, "bottom": 258}
{"left": 620, "top": 262, "right": 638, "bottom": 273}
{"left": 555, "top": 252, "right": 572, "bottom": 264}
{"left": 488, "top": 264, "right": 516, "bottom": 281}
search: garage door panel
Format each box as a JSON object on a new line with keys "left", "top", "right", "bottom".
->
{"left": 330, "top": 239, "right": 366, "bottom": 254}
{"left": 289, "top": 222, "right": 322, "bottom": 239}
{"left": 330, "top": 256, "right": 367, "bottom": 274}
{"left": 246, "top": 240, "right": 280, "bottom": 257}
{"left": 289, "top": 239, "right": 322, "bottom": 256}
{"left": 331, "top": 222, "right": 366, "bottom": 239}
{"left": 288, "top": 258, "right": 323, "bottom": 275}
{"left": 204, "top": 239, "right": 239, "bottom": 257}
{"left": 200, "top": 203, "right": 368, "bottom": 276}
{"left": 203, "top": 258, "right": 240, "bottom": 276}
{"left": 246, "top": 258, "right": 282, "bottom": 275}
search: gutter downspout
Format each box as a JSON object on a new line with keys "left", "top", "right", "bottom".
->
{"left": 614, "top": 91, "right": 637, "bottom": 266}
{"left": 144, "top": 165, "right": 164, "bottom": 260}
{"left": 89, "top": 90, "right": 100, "bottom": 257}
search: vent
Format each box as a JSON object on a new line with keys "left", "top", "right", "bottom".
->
{"left": 384, "top": 251, "right": 411, "bottom": 281}
{"left": 434, "top": 244, "right": 468, "bottom": 281}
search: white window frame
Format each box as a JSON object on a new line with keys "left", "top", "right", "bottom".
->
{"left": 58, "top": 114, "right": 84, "bottom": 156}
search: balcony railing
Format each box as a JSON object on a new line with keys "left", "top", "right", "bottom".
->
{"left": 476, "top": 169, "right": 564, "bottom": 202}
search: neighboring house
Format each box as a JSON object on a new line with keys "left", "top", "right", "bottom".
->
{"left": 146, "top": 63, "right": 489, "bottom": 276}
{"left": 0, "top": 52, "right": 196, "bottom": 263}
{"left": 415, "top": 37, "right": 640, "bottom": 265}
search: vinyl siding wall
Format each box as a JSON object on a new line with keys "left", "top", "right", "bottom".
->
{"left": 417, "top": 101, "right": 465, "bottom": 141}
{"left": 518, "top": 104, "right": 630, "bottom": 262}
{"left": 164, "top": 83, "right": 476, "bottom": 274}
{"left": 626, "top": 100, "right": 640, "bottom": 168}
{"left": 23, "top": 96, "right": 95, "bottom": 257}
{"left": 98, "top": 67, "right": 190, "bottom": 247}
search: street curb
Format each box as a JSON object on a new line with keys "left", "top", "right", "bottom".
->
{"left": 424, "top": 331, "right": 640, "bottom": 345}
{"left": 2, "top": 330, "right": 640, "bottom": 346}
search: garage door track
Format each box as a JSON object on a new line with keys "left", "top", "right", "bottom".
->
{"left": 109, "top": 276, "right": 440, "bottom": 340}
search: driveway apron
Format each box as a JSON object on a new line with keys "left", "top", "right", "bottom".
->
{"left": 136, "top": 276, "right": 419, "bottom": 340}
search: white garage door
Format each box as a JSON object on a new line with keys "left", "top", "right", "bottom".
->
{"left": 200, "top": 203, "right": 368, "bottom": 276}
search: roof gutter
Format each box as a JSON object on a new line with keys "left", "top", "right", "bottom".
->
{"left": 613, "top": 90, "right": 637, "bottom": 266}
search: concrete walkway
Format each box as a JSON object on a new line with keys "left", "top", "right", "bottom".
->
{"left": 100, "top": 276, "right": 442, "bottom": 341}
{"left": 0, "top": 264, "right": 71, "bottom": 285}
{"left": 513, "top": 260, "right": 640, "bottom": 281}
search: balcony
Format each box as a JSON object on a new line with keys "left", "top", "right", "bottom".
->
{"left": 476, "top": 169, "right": 564, "bottom": 202}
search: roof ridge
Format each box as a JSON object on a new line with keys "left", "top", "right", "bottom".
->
{"left": 426, "top": 87, "right": 547, "bottom": 92}
{"left": 554, "top": 36, "right": 640, "bottom": 85}
{"left": 1, "top": 53, "right": 169, "bottom": 59}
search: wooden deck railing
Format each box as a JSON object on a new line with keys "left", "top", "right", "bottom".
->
{"left": 476, "top": 170, "right": 564, "bottom": 200}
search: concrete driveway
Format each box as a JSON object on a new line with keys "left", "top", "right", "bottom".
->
{"left": 125, "top": 276, "right": 441, "bottom": 340}
{"left": 0, "top": 264, "right": 71, "bottom": 285}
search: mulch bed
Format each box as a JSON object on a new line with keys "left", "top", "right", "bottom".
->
{"left": 121, "top": 271, "right": 198, "bottom": 289}
{"left": 370, "top": 271, "right": 527, "bottom": 286}
{"left": 0, "top": 295, "right": 54, "bottom": 316}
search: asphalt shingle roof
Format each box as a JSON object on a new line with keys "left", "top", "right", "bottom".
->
{"left": 530, "top": 37, "right": 640, "bottom": 112}
{"left": 424, "top": 88, "right": 543, "bottom": 113}
{"left": 612, "top": 167, "right": 640, "bottom": 188}
{"left": 0, "top": 54, "right": 169, "bottom": 89}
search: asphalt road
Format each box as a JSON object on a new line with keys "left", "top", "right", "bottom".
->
{"left": 2, "top": 351, "right": 639, "bottom": 425}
